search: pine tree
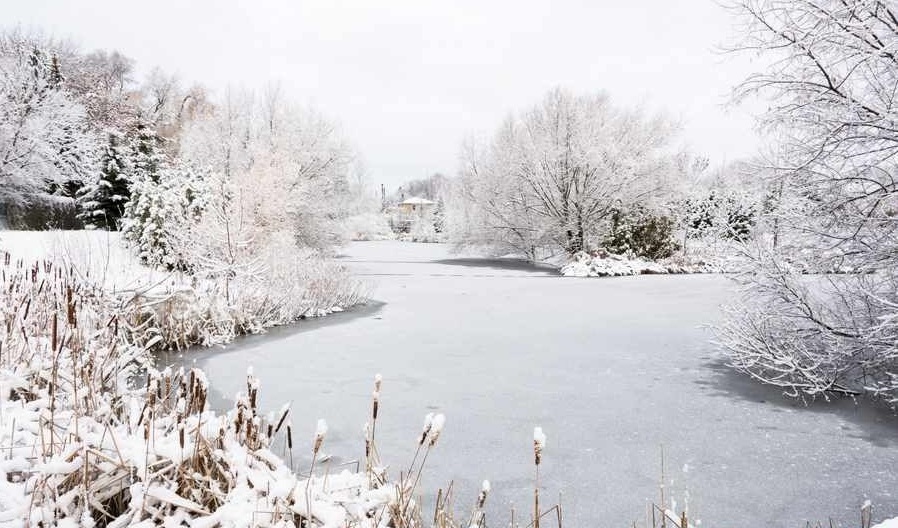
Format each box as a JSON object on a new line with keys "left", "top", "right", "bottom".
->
{"left": 131, "top": 118, "right": 164, "bottom": 184}
{"left": 121, "top": 163, "right": 206, "bottom": 269}
{"left": 77, "top": 130, "right": 130, "bottom": 229}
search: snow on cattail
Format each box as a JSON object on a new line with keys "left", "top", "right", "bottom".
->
{"left": 533, "top": 427, "right": 546, "bottom": 465}
{"left": 427, "top": 413, "right": 446, "bottom": 446}
{"left": 477, "top": 479, "right": 491, "bottom": 508}
{"left": 418, "top": 412, "right": 434, "bottom": 446}
{"left": 363, "top": 422, "right": 371, "bottom": 456}
{"left": 374, "top": 373, "right": 382, "bottom": 391}
{"left": 313, "top": 418, "right": 328, "bottom": 453}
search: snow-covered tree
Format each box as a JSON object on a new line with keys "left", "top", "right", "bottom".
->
{"left": 0, "top": 34, "right": 98, "bottom": 213}
{"left": 64, "top": 49, "right": 136, "bottom": 130}
{"left": 179, "top": 86, "right": 354, "bottom": 250}
{"left": 450, "top": 88, "right": 681, "bottom": 261}
{"left": 681, "top": 189, "right": 757, "bottom": 242}
{"left": 169, "top": 88, "right": 361, "bottom": 323}
{"left": 719, "top": 0, "right": 898, "bottom": 403}
{"left": 121, "top": 162, "right": 207, "bottom": 269}
{"left": 77, "top": 129, "right": 130, "bottom": 229}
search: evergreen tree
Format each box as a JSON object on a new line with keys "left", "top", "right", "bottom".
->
{"left": 77, "top": 130, "right": 130, "bottom": 229}
{"left": 122, "top": 162, "right": 207, "bottom": 269}
{"left": 131, "top": 117, "right": 164, "bottom": 184}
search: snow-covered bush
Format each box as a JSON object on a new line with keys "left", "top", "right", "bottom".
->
{"left": 603, "top": 206, "right": 679, "bottom": 260}
{"left": 150, "top": 161, "right": 368, "bottom": 341}
{"left": 561, "top": 250, "right": 669, "bottom": 277}
{"left": 402, "top": 211, "right": 445, "bottom": 243}
{"left": 560, "top": 249, "right": 726, "bottom": 277}
{"left": 343, "top": 212, "right": 395, "bottom": 241}
{"left": 681, "top": 189, "right": 757, "bottom": 242}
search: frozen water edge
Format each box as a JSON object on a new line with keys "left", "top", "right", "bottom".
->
{"left": 167, "top": 241, "right": 898, "bottom": 528}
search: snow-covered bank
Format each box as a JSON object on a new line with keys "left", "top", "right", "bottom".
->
{"left": 0, "top": 230, "right": 368, "bottom": 349}
{"left": 560, "top": 250, "right": 727, "bottom": 277}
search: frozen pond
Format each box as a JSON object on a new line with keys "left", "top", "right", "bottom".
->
{"left": 162, "top": 241, "right": 898, "bottom": 527}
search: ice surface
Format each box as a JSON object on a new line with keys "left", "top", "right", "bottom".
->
{"left": 168, "top": 241, "right": 898, "bottom": 527}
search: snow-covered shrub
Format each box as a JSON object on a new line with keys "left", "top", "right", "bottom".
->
{"left": 681, "top": 190, "right": 757, "bottom": 242}
{"left": 4, "top": 195, "right": 82, "bottom": 230}
{"left": 560, "top": 247, "right": 728, "bottom": 277}
{"left": 153, "top": 167, "right": 368, "bottom": 342}
{"left": 343, "top": 212, "right": 395, "bottom": 241}
{"left": 603, "top": 206, "right": 679, "bottom": 260}
{"left": 403, "top": 211, "right": 445, "bottom": 243}
{"left": 561, "top": 250, "right": 669, "bottom": 277}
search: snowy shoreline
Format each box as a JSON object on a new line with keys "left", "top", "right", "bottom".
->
{"left": 0, "top": 230, "right": 369, "bottom": 351}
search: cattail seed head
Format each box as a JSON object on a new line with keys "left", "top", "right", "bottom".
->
{"left": 533, "top": 427, "right": 546, "bottom": 466}
{"left": 418, "top": 413, "right": 434, "bottom": 446}
{"left": 477, "top": 480, "right": 491, "bottom": 508}
{"left": 313, "top": 418, "right": 327, "bottom": 453}
{"left": 428, "top": 413, "right": 445, "bottom": 447}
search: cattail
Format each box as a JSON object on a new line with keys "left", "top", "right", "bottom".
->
{"left": 372, "top": 390, "right": 380, "bottom": 420}
{"left": 428, "top": 414, "right": 445, "bottom": 447}
{"left": 533, "top": 426, "right": 546, "bottom": 528}
{"left": 533, "top": 427, "right": 546, "bottom": 466}
{"left": 51, "top": 313, "right": 57, "bottom": 351}
{"left": 176, "top": 398, "right": 186, "bottom": 449}
{"left": 477, "top": 480, "right": 490, "bottom": 509}
{"left": 274, "top": 404, "right": 290, "bottom": 434}
{"left": 418, "top": 413, "right": 434, "bottom": 446}
{"left": 287, "top": 421, "right": 293, "bottom": 450}
{"left": 363, "top": 422, "right": 371, "bottom": 457}
{"left": 247, "top": 366, "right": 258, "bottom": 410}
{"left": 313, "top": 419, "right": 328, "bottom": 454}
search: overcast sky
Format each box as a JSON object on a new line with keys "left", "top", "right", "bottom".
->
{"left": 8, "top": 0, "right": 763, "bottom": 189}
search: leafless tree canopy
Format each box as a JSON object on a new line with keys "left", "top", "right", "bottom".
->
{"left": 449, "top": 88, "right": 680, "bottom": 260}
{"left": 720, "top": 0, "right": 898, "bottom": 403}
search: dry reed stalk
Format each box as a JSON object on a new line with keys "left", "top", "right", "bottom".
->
{"left": 533, "top": 427, "right": 545, "bottom": 528}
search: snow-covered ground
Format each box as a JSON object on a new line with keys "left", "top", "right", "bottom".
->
{"left": 163, "top": 241, "right": 898, "bottom": 528}
{"left": 0, "top": 229, "right": 178, "bottom": 293}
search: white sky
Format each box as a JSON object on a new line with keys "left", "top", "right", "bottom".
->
{"left": 7, "top": 0, "right": 764, "bottom": 189}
